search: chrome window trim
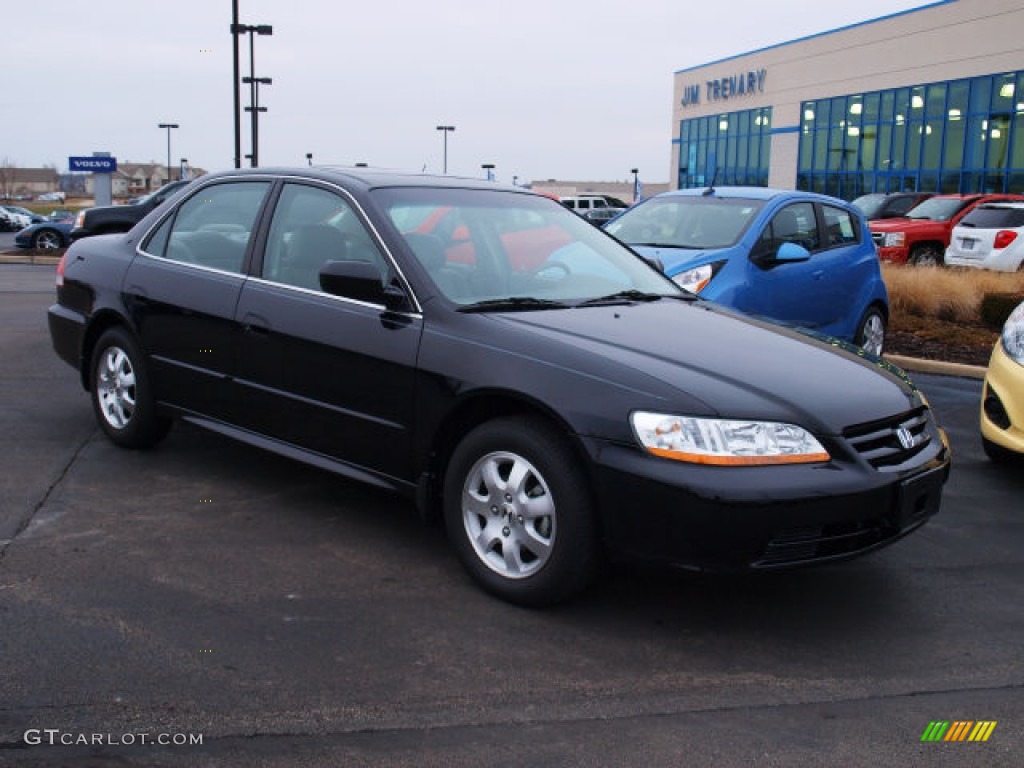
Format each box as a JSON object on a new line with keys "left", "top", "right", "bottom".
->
{"left": 135, "top": 172, "right": 424, "bottom": 315}
{"left": 244, "top": 274, "right": 423, "bottom": 317}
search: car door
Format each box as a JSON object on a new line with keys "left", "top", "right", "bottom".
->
{"left": 124, "top": 178, "right": 272, "bottom": 419}
{"left": 740, "top": 201, "right": 843, "bottom": 330}
{"left": 232, "top": 181, "right": 422, "bottom": 484}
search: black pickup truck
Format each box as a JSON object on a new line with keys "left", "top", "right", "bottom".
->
{"left": 70, "top": 179, "right": 192, "bottom": 241}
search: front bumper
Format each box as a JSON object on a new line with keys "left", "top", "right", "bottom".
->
{"left": 980, "top": 341, "right": 1024, "bottom": 455}
{"left": 876, "top": 245, "right": 910, "bottom": 264}
{"left": 582, "top": 420, "right": 951, "bottom": 571}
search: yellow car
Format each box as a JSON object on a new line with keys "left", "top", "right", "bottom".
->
{"left": 981, "top": 299, "right": 1024, "bottom": 461}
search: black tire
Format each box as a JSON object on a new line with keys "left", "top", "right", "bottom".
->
{"left": 982, "top": 435, "right": 1019, "bottom": 464}
{"left": 32, "top": 229, "right": 63, "bottom": 250}
{"left": 910, "top": 244, "right": 944, "bottom": 267}
{"left": 443, "top": 416, "right": 600, "bottom": 606}
{"left": 89, "top": 327, "right": 172, "bottom": 449}
{"left": 854, "top": 305, "right": 887, "bottom": 357}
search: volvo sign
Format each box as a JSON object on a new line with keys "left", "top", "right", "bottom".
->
{"left": 69, "top": 156, "right": 117, "bottom": 173}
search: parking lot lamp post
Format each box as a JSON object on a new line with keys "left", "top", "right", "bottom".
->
{"left": 306, "top": 153, "right": 313, "bottom": 166}
{"left": 243, "top": 76, "right": 272, "bottom": 167}
{"left": 436, "top": 125, "right": 455, "bottom": 174}
{"left": 631, "top": 168, "right": 640, "bottom": 202}
{"left": 158, "top": 123, "right": 179, "bottom": 183}
{"left": 482, "top": 163, "right": 495, "bottom": 181}
{"left": 231, "top": 23, "right": 273, "bottom": 168}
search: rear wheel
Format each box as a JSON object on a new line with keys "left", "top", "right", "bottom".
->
{"left": 32, "top": 229, "right": 63, "bottom": 249}
{"left": 90, "top": 327, "right": 171, "bottom": 448}
{"left": 443, "top": 416, "right": 600, "bottom": 606}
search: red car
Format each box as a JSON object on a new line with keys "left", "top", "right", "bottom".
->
{"left": 869, "top": 193, "right": 1024, "bottom": 266}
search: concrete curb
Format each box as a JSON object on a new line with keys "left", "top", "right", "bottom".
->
{"left": 884, "top": 354, "right": 987, "bottom": 381}
{"left": 0, "top": 251, "right": 989, "bottom": 380}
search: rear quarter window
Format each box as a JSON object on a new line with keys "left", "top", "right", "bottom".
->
{"left": 822, "top": 205, "right": 860, "bottom": 247}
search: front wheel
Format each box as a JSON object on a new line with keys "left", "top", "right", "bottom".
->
{"left": 443, "top": 416, "right": 600, "bottom": 606}
{"left": 90, "top": 327, "right": 172, "bottom": 448}
{"left": 854, "top": 306, "right": 887, "bottom": 357}
{"left": 910, "top": 245, "right": 944, "bottom": 267}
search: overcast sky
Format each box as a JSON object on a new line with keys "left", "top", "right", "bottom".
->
{"left": 3, "top": 1, "right": 932, "bottom": 185}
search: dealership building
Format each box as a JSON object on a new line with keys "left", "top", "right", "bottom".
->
{"left": 670, "top": 0, "right": 1024, "bottom": 200}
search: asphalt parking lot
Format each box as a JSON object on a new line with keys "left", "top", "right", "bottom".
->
{"left": 1, "top": 263, "right": 1022, "bottom": 767}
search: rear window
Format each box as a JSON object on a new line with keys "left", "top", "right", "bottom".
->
{"left": 959, "top": 205, "right": 1024, "bottom": 229}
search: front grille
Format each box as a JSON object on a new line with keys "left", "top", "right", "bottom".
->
{"left": 844, "top": 407, "right": 932, "bottom": 470}
{"left": 755, "top": 519, "right": 890, "bottom": 567}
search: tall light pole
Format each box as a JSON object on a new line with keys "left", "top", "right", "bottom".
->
{"left": 243, "top": 76, "right": 271, "bottom": 167}
{"left": 436, "top": 125, "right": 455, "bottom": 174}
{"left": 231, "top": 2, "right": 240, "bottom": 168}
{"left": 231, "top": 23, "right": 273, "bottom": 168}
{"left": 481, "top": 163, "right": 495, "bottom": 181}
{"left": 631, "top": 167, "right": 640, "bottom": 202}
{"left": 306, "top": 153, "right": 313, "bottom": 166}
{"left": 158, "top": 123, "right": 179, "bottom": 183}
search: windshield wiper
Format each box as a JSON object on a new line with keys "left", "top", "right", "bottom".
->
{"left": 457, "top": 297, "right": 572, "bottom": 313}
{"left": 627, "top": 242, "right": 698, "bottom": 249}
{"left": 575, "top": 290, "right": 694, "bottom": 307}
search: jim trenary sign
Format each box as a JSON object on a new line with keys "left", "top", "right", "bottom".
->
{"left": 680, "top": 68, "right": 767, "bottom": 107}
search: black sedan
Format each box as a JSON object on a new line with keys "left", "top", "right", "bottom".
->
{"left": 48, "top": 168, "right": 951, "bottom": 605}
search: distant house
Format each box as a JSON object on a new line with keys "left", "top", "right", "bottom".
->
{"left": 0, "top": 167, "right": 61, "bottom": 199}
{"left": 83, "top": 162, "right": 207, "bottom": 198}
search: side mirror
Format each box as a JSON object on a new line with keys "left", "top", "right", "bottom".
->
{"left": 319, "top": 259, "right": 404, "bottom": 308}
{"left": 775, "top": 241, "right": 811, "bottom": 263}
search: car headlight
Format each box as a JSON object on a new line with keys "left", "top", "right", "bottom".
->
{"left": 671, "top": 261, "right": 723, "bottom": 293}
{"left": 1002, "top": 301, "right": 1024, "bottom": 365}
{"left": 630, "top": 411, "right": 830, "bottom": 466}
{"left": 883, "top": 232, "right": 906, "bottom": 248}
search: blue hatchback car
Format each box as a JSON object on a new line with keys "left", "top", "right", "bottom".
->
{"left": 604, "top": 187, "right": 889, "bottom": 356}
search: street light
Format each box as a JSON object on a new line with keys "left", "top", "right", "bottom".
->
{"left": 481, "top": 163, "right": 495, "bottom": 181}
{"left": 631, "top": 167, "right": 640, "bottom": 202}
{"left": 231, "top": 22, "right": 273, "bottom": 168}
{"left": 242, "top": 76, "right": 272, "bottom": 167}
{"left": 306, "top": 153, "right": 313, "bottom": 166}
{"left": 436, "top": 125, "right": 455, "bottom": 174}
{"left": 158, "top": 123, "right": 179, "bottom": 183}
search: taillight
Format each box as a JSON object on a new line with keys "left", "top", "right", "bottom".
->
{"left": 56, "top": 254, "right": 66, "bottom": 288}
{"left": 993, "top": 230, "right": 1018, "bottom": 249}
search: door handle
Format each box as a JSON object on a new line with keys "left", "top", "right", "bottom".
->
{"left": 241, "top": 312, "right": 270, "bottom": 334}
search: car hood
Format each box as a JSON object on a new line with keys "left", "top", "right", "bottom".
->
{"left": 492, "top": 300, "right": 919, "bottom": 434}
{"left": 627, "top": 244, "right": 729, "bottom": 276}
{"left": 868, "top": 217, "right": 942, "bottom": 232}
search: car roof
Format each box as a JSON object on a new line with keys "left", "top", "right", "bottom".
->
{"left": 653, "top": 186, "right": 849, "bottom": 205}
{"left": 970, "top": 201, "right": 1024, "bottom": 209}
{"left": 198, "top": 166, "right": 525, "bottom": 195}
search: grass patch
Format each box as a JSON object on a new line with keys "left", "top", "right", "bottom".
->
{"left": 883, "top": 264, "right": 1024, "bottom": 327}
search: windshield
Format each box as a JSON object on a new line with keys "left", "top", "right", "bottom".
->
{"left": 373, "top": 188, "right": 681, "bottom": 306}
{"left": 907, "top": 197, "right": 971, "bottom": 221}
{"left": 851, "top": 194, "right": 886, "bottom": 219}
{"left": 604, "top": 196, "right": 764, "bottom": 249}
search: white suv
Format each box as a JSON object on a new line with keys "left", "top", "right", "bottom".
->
{"left": 560, "top": 195, "right": 628, "bottom": 214}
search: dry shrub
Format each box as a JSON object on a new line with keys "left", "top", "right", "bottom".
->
{"left": 882, "top": 264, "right": 1024, "bottom": 325}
